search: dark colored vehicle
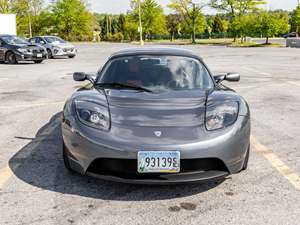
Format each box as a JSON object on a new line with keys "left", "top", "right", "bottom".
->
{"left": 62, "top": 48, "right": 251, "bottom": 184}
{"left": 0, "top": 35, "right": 47, "bottom": 64}
{"left": 283, "top": 32, "right": 297, "bottom": 38}
{"left": 29, "top": 36, "right": 77, "bottom": 59}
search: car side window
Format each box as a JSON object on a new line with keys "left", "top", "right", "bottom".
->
{"left": 29, "top": 38, "right": 36, "bottom": 44}
{"left": 38, "top": 38, "right": 45, "bottom": 44}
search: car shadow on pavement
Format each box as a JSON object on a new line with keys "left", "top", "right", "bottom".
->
{"left": 9, "top": 112, "right": 224, "bottom": 201}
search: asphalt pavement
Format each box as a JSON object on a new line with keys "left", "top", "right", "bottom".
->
{"left": 0, "top": 43, "right": 299, "bottom": 225}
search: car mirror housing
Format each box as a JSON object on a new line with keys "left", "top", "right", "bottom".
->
{"left": 214, "top": 73, "right": 240, "bottom": 83}
{"left": 73, "top": 72, "right": 95, "bottom": 83}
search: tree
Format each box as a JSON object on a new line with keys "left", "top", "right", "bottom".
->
{"left": 117, "top": 14, "right": 126, "bottom": 35}
{"left": 292, "top": 5, "right": 300, "bottom": 37}
{"left": 210, "top": 0, "right": 265, "bottom": 40}
{"left": 0, "top": 0, "right": 13, "bottom": 13}
{"left": 129, "top": 0, "right": 167, "bottom": 39}
{"left": 212, "top": 15, "right": 223, "bottom": 33}
{"left": 51, "top": 0, "right": 93, "bottom": 41}
{"left": 166, "top": 14, "right": 182, "bottom": 41}
{"left": 168, "top": 0, "right": 206, "bottom": 43}
{"left": 257, "top": 11, "right": 289, "bottom": 44}
{"left": 210, "top": 0, "right": 265, "bottom": 17}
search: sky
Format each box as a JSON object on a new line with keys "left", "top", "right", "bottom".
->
{"left": 87, "top": 0, "right": 298, "bottom": 14}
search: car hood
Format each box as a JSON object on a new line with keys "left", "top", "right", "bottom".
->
{"left": 12, "top": 43, "right": 43, "bottom": 49}
{"left": 106, "top": 89, "right": 207, "bottom": 127}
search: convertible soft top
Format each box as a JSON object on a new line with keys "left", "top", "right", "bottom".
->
{"left": 109, "top": 47, "right": 202, "bottom": 60}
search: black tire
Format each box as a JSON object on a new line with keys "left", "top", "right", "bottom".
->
{"left": 47, "top": 49, "right": 53, "bottom": 59}
{"left": 68, "top": 55, "right": 75, "bottom": 58}
{"left": 63, "top": 143, "right": 73, "bottom": 172}
{"left": 242, "top": 145, "right": 250, "bottom": 170}
{"left": 6, "top": 52, "right": 17, "bottom": 64}
{"left": 34, "top": 60, "right": 43, "bottom": 64}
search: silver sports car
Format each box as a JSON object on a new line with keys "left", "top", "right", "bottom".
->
{"left": 29, "top": 36, "right": 77, "bottom": 59}
{"left": 62, "top": 48, "right": 251, "bottom": 184}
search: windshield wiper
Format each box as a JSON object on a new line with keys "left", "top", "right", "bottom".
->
{"left": 94, "top": 82, "right": 153, "bottom": 93}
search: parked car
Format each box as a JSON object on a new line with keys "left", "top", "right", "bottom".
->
{"left": 29, "top": 36, "right": 77, "bottom": 59}
{"left": 283, "top": 32, "right": 297, "bottom": 39}
{"left": 0, "top": 35, "right": 47, "bottom": 64}
{"left": 62, "top": 48, "right": 251, "bottom": 184}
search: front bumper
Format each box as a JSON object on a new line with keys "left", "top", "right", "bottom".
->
{"left": 62, "top": 115, "right": 250, "bottom": 184}
{"left": 15, "top": 52, "right": 47, "bottom": 61}
{"left": 52, "top": 48, "right": 77, "bottom": 57}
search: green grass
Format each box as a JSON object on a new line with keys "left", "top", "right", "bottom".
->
{"left": 74, "top": 38, "right": 284, "bottom": 48}
{"left": 229, "top": 41, "right": 283, "bottom": 47}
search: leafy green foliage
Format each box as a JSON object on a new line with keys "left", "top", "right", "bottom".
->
{"left": 256, "top": 11, "right": 289, "bottom": 43}
{"left": 130, "top": 0, "right": 167, "bottom": 38}
{"left": 291, "top": 5, "right": 300, "bottom": 36}
{"left": 168, "top": 0, "right": 206, "bottom": 43}
{"left": 51, "top": 0, "right": 93, "bottom": 41}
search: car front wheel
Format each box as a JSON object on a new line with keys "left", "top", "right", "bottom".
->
{"left": 6, "top": 52, "right": 17, "bottom": 64}
{"left": 47, "top": 49, "right": 53, "bottom": 59}
{"left": 68, "top": 55, "right": 75, "bottom": 58}
{"left": 34, "top": 60, "right": 43, "bottom": 64}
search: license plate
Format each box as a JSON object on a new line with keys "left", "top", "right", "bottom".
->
{"left": 138, "top": 151, "right": 180, "bottom": 173}
{"left": 37, "top": 53, "right": 42, "bottom": 58}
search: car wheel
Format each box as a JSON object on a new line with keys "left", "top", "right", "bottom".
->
{"left": 6, "top": 52, "right": 17, "bottom": 64}
{"left": 242, "top": 145, "right": 250, "bottom": 170}
{"left": 68, "top": 55, "right": 75, "bottom": 58}
{"left": 34, "top": 60, "right": 43, "bottom": 64}
{"left": 63, "top": 142, "right": 73, "bottom": 172}
{"left": 47, "top": 49, "right": 53, "bottom": 59}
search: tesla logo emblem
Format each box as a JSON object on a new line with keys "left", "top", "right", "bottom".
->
{"left": 154, "top": 131, "right": 162, "bottom": 137}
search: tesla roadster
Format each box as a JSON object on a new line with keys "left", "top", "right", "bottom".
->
{"left": 62, "top": 47, "right": 251, "bottom": 184}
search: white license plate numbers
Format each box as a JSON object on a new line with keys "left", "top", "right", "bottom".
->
{"left": 37, "top": 54, "right": 42, "bottom": 58}
{"left": 138, "top": 151, "right": 180, "bottom": 173}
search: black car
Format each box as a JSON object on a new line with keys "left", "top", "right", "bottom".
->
{"left": 283, "top": 32, "right": 297, "bottom": 39}
{"left": 0, "top": 35, "right": 47, "bottom": 64}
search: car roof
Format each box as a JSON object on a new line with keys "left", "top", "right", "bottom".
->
{"left": 110, "top": 47, "right": 202, "bottom": 60}
{"left": 0, "top": 34, "right": 16, "bottom": 37}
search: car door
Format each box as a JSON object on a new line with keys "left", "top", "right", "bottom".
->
{"left": 0, "top": 39, "right": 6, "bottom": 61}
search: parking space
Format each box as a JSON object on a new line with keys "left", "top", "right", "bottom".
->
{"left": 0, "top": 43, "right": 299, "bottom": 225}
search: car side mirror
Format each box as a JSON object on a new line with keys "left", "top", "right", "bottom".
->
{"left": 40, "top": 41, "right": 45, "bottom": 44}
{"left": 214, "top": 73, "right": 240, "bottom": 83}
{"left": 73, "top": 72, "right": 95, "bottom": 83}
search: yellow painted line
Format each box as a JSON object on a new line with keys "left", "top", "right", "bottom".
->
{"left": 287, "top": 81, "right": 300, "bottom": 87}
{"left": 0, "top": 166, "right": 13, "bottom": 188}
{"left": 0, "top": 101, "right": 64, "bottom": 110}
{"left": 251, "top": 135, "right": 300, "bottom": 191}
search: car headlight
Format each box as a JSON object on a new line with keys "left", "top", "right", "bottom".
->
{"left": 74, "top": 100, "right": 110, "bottom": 131}
{"left": 205, "top": 101, "right": 239, "bottom": 131}
{"left": 18, "top": 48, "right": 32, "bottom": 54}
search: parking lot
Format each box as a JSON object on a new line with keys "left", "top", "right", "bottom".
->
{"left": 0, "top": 43, "right": 299, "bottom": 225}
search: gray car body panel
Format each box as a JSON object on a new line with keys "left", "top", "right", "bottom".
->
{"left": 62, "top": 48, "right": 251, "bottom": 184}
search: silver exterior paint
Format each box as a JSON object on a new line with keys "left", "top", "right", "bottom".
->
{"left": 62, "top": 48, "right": 251, "bottom": 184}
{"left": 29, "top": 36, "right": 77, "bottom": 57}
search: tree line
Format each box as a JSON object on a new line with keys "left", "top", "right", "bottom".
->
{"left": 1, "top": 0, "right": 300, "bottom": 44}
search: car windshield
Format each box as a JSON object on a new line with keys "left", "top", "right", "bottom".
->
{"left": 44, "top": 36, "right": 66, "bottom": 44}
{"left": 97, "top": 55, "right": 214, "bottom": 92}
{"left": 2, "top": 36, "right": 28, "bottom": 45}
